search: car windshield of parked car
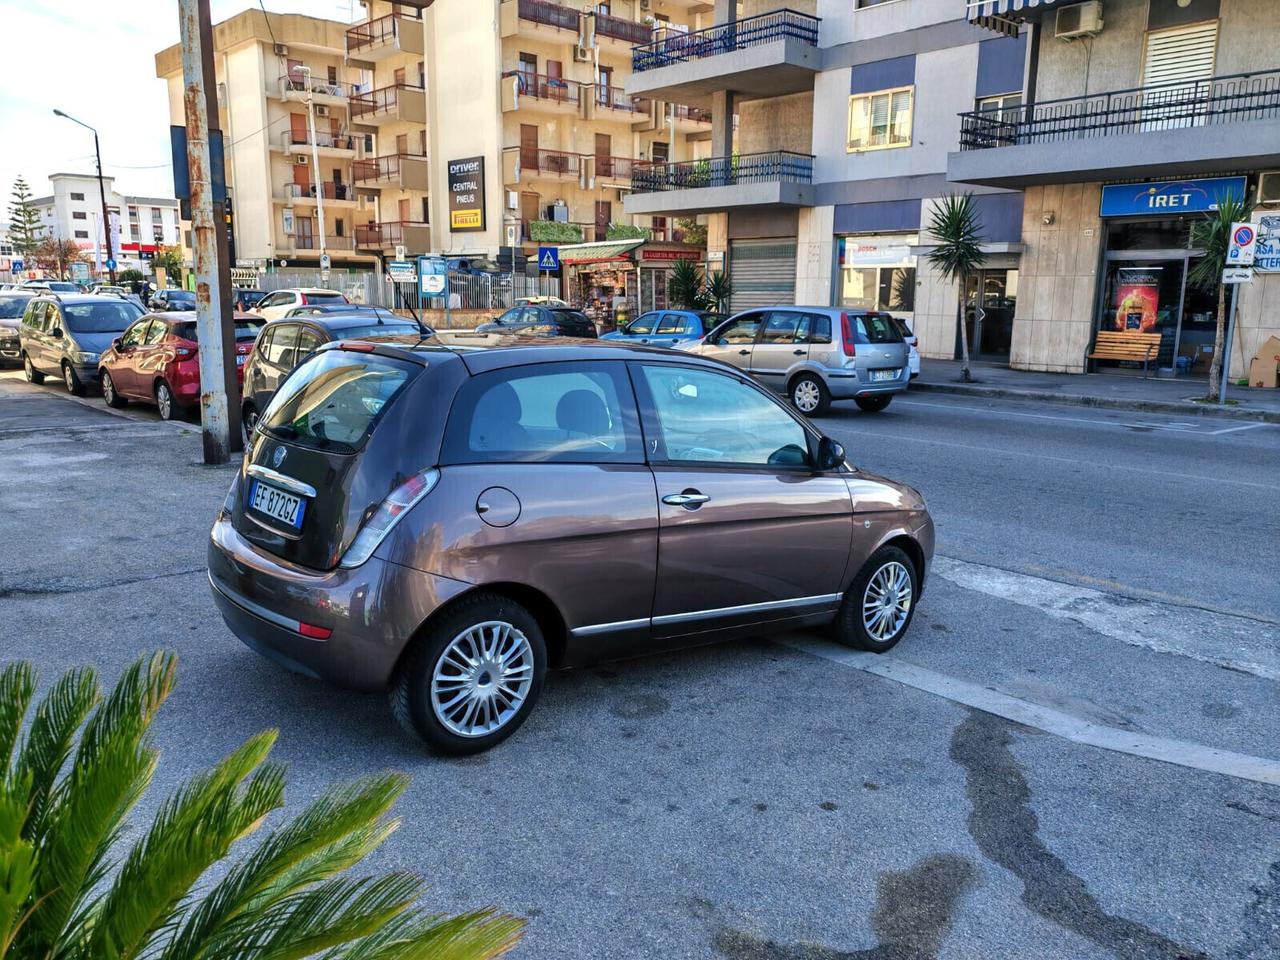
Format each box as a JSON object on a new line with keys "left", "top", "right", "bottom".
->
{"left": 259, "top": 349, "right": 418, "bottom": 451}
{"left": 0, "top": 296, "right": 32, "bottom": 319}
{"left": 305, "top": 292, "right": 348, "bottom": 305}
{"left": 62, "top": 301, "right": 144, "bottom": 333}
{"left": 857, "top": 313, "right": 904, "bottom": 343}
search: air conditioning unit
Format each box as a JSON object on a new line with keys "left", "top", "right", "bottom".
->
{"left": 1259, "top": 171, "right": 1280, "bottom": 206}
{"left": 295, "top": 155, "right": 309, "bottom": 165}
{"left": 573, "top": 44, "right": 593, "bottom": 63}
{"left": 273, "top": 43, "right": 288, "bottom": 56}
{"left": 1055, "top": 2, "right": 1103, "bottom": 39}
{"left": 315, "top": 105, "right": 330, "bottom": 118}
{"left": 506, "top": 190, "right": 520, "bottom": 211}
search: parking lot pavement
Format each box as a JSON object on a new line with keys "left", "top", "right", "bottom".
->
{"left": 2, "top": 379, "right": 1277, "bottom": 959}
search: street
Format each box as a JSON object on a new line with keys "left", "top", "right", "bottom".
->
{"left": 1, "top": 370, "right": 1277, "bottom": 960}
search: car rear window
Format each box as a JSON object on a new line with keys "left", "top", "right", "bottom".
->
{"left": 62, "top": 302, "right": 143, "bottom": 333}
{"left": 305, "top": 293, "right": 348, "bottom": 304}
{"left": 856, "top": 313, "right": 904, "bottom": 344}
{"left": 167, "top": 290, "right": 195, "bottom": 301}
{"left": 172, "top": 318, "right": 264, "bottom": 341}
{"left": 548, "top": 309, "right": 592, "bottom": 324}
{"left": 331, "top": 322, "right": 421, "bottom": 338}
{"left": 259, "top": 349, "right": 418, "bottom": 452}
{"left": 0, "top": 296, "right": 31, "bottom": 319}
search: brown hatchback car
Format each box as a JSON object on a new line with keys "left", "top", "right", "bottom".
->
{"left": 209, "top": 340, "right": 934, "bottom": 754}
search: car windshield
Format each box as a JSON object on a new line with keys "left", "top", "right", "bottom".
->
{"left": 47, "top": 282, "right": 77, "bottom": 292}
{"left": 259, "top": 349, "right": 418, "bottom": 452}
{"left": 172, "top": 318, "right": 264, "bottom": 341}
{"left": 166, "top": 290, "right": 195, "bottom": 302}
{"left": 856, "top": 313, "right": 904, "bottom": 344}
{"left": 548, "top": 309, "right": 591, "bottom": 324}
{"left": 305, "top": 292, "right": 347, "bottom": 304}
{"left": 0, "top": 296, "right": 32, "bottom": 319}
{"left": 62, "top": 301, "right": 144, "bottom": 333}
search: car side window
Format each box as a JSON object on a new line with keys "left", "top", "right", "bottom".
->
{"left": 521, "top": 307, "right": 542, "bottom": 325}
{"left": 627, "top": 313, "right": 657, "bottom": 336}
{"left": 297, "top": 328, "right": 325, "bottom": 358}
{"left": 441, "top": 361, "right": 643, "bottom": 464}
{"left": 121, "top": 319, "right": 151, "bottom": 348}
{"left": 255, "top": 326, "right": 275, "bottom": 357}
{"left": 45, "top": 307, "right": 63, "bottom": 333}
{"left": 144, "top": 320, "right": 168, "bottom": 345}
{"left": 265, "top": 324, "right": 300, "bottom": 367}
{"left": 718, "top": 312, "right": 764, "bottom": 345}
{"left": 759, "top": 311, "right": 802, "bottom": 344}
{"left": 656, "top": 313, "right": 686, "bottom": 335}
{"left": 639, "top": 364, "right": 811, "bottom": 468}
{"left": 23, "top": 302, "right": 45, "bottom": 330}
{"left": 258, "top": 293, "right": 281, "bottom": 309}
{"left": 806, "top": 314, "right": 832, "bottom": 345}
{"left": 494, "top": 307, "right": 522, "bottom": 325}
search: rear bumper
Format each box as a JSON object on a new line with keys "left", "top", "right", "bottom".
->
{"left": 207, "top": 514, "right": 471, "bottom": 691}
{"left": 825, "top": 369, "right": 909, "bottom": 399}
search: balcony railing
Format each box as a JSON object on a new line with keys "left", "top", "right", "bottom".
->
{"left": 595, "top": 12, "right": 651, "bottom": 45}
{"left": 283, "top": 182, "right": 355, "bottom": 201}
{"left": 353, "top": 152, "right": 427, "bottom": 182}
{"left": 594, "top": 156, "right": 634, "bottom": 179}
{"left": 631, "top": 150, "right": 814, "bottom": 192}
{"left": 517, "top": 148, "right": 585, "bottom": 176}
{"left": 355, "top": 220, "right": 429, "bottom": 247}
{"left": 503, "top": 71, "right": 584, "bottom": 105}
{"left": 670, "top": 103, "right": 713, "bottom": 124}
{"left": 346, "top": 9, "right": 421, "bottom": 53}
{"left": 283, "top": 131, "right": 357, "bottom": 151}
{"left": 595, "top": 84, "right": 638, "bottom": 112}
{"left": 351, "top": 82, "right": 424, "bottom": 119}
{"left": 280, "top": 74, "right": 352, "bottom": 99}
{"left": 959, "top": 68, "right": 1280, "bottom": 150}
{"left": 517, "top": 0, "right": 579, "bottom": 32}
{"left": 633, "top": 9, "right": 820, "bottom": 72}
{"left": 294, "top": 234, "right": 356, "bottom": 251}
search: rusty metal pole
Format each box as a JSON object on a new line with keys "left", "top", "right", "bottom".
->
{"left": 179, "top": 0, "right": 237, "bottom": 463}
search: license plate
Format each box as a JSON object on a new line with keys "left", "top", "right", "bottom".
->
{"left": 249, "top": 480, "right": 306, "bottom": 529}
{"left": 871, "top": 369, "right": 898, "bottom": 382}
{"left": 236, "top": 355, "right": 247, "bottom": 366}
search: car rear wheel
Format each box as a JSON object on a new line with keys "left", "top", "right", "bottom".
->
{"left": 391, "top": 593, "right": 546, "bottom": 755}
{"left": 834, "top": 545, "right": 919, "bottom": 653}
{"left": 23, "top": 354, "right": 44, "bottom": 384}
{"left": 102, "top": 370, "right": 126, "bottom": 408}
{"left": 790, "top": 374, "right": 831, "bottom": 417}
{"left": 242, "top": 404, "right": 259, "bottom": 443}
{"left": 855, "top": 395, "right": 893, "bottom": 413}
{"left": 155, "top": 381, "right": 180, "bottom": 421}
{"left": 62, "top": 362, "right": 85, "bottom": 397}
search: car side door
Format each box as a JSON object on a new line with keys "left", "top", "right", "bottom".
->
{"left": 748, "top": 310, "right": 808, "bottom": 387}
{"left": 633, "top": 361, "right": 853, "bottom": 639}
{"left": 43, "top": 303, "right": 68, "bottom": 372}
{"left": 21, "top": 302, "right": 49, "bottom": 371}
{"left": 622, "top": 311, "right": 658, "bottom": 344}
{"left": 649, "top": 312, "right": 690, "bottom": 348}
{"left": 263, "top": 323, "right": 302, "bottom": 393}
{"left": 695, "top": 311, "right": 764, "bottom": 371}
{"left": 111, "top": 318, "right": 153, "bottom": 395}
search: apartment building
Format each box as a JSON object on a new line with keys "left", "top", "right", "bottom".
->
{"left": 155, "top": 11, "right": 379, "bottom": 275}
{"left": 953, "top": 0, "right": 1280, "bottom": 379}
{"left": 31, "top": 173, "right": 180, "bottom": 274}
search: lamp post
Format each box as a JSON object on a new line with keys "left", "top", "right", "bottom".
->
{"left": 297, "top": 66, "right": 329, "bottom": 281}
{"left": 53, "top": 109, "right": 116, "bottom": 284}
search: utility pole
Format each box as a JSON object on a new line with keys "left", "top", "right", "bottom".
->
{"left": 53, "top": 109, "right": 116, "bottom": 284}
{"left": 179, "top": 0, "right": 243, "bottom": 462}
{"left": 299, "top": 66, "right": 329, "bottom": 283}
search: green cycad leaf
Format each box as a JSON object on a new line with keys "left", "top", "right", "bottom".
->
{"left": 16, "top": 666, "right": 99, "bottom": 842}
{"left": 926, "top": 193, "right": 985, "bottom": 284}
{"left": 0, "top": 662, "right": 36, "bottom": 772}
{"left": 321, "top": 910, "right": 526, "bottom": 960}
{"left": 0, "top": 773, "right": 39, "bottom": 955}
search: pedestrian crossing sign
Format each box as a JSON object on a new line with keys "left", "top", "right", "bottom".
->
{"left": 538, "top": 246, "right": 560, "bottom": 272}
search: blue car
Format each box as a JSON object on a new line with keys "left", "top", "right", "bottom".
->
{"left": 600, "top": 309, "right": 725, "bottom": 348}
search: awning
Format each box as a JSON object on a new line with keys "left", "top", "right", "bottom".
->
{"left": 556, "top": 239, "right": 645, "bottom": 265}
{"left": 967, "top": 0, "right": 1065, "bottom": 36}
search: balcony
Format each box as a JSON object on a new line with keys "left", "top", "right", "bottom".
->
{"left": 670, "top": 103, "right": 713, "bottom": 125}
{"left": 594, "top": 83, "right": 640, "bottom": 114}
{"left": 292, "top": 235, "right": 357, "bottom": 253}
{"left": 627, "top": 10, "right": 821, "bottom": 102}
{"left": 272, "top": 130, "right": 358, "bottom": 156}
{"left": 276, "top": 73, "right": 352, "bottom": 105}
{"left": 594, "top": 12, "right": 651, "bottom": 46}
{"left": 350, "top": 83, "right": 427, "bottom": 125}
{"left": 278, "top": 182, "right": 360, "bottom": 206}
{"left": 345, "top": 10, "right": 424, "bottom": 63}
{"left": 503, "top": 0, "right": 580, "bottom": 37}
{"left": 506, "top": 147, "right": 587, "bottom": 184}
{"left": 501, "top": 72, "right": 586, "bottom": 116}
{"left": 352, "top": 153, "right": 430, "bottom": 191}
{"left": 948, "top": 68, "right": 1280, "bottom": 188}
{"left": 594, "top": 155, "right": 634, "bottom": 185}
{"left": 355, "top": 220, "right": 430, "bottom": 252}
{"left": 624, "top": 150, "right": 815, "bottom": 216}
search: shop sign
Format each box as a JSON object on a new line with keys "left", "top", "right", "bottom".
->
{"left": 840, "top": 235, "right": 916, "bottom": 266}
{"left": 1099, "top": 176, "right": 1247, "bottom": 218}
{"left": 640, "top": 249, "right": 701, "bottom": 262}
{"left": 448, "top": 157, "right": 486, "bottom": 232}
{"left": 1252, "top": 215, "right": 1280, "bottom": 274}
{"left": 386, "top": 260, "right": 416, "bottom": 283}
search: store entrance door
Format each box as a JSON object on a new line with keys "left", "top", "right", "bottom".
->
{"left": 963, "top": 268, "right": 1018, "bottom": 360}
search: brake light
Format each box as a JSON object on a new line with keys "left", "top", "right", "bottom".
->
{"left": 300, "top": 294, "right": 309, "bottom": 306}
{"left": 339, "top": 341, "right": 377, "bottom": 352}
{"left": 339, "top": 468, "right": 440, "bottom": 569}
{"left": 840, "top": 313, "right": 857, "bottom": 356}
{"left": 298, "top": 622, "right": 332, "bottom": 640}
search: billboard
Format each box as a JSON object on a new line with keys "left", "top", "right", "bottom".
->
{"left": 448, "top": 157, "right": 486, "bottom": 233}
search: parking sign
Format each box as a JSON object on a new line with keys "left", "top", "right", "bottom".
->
{"left": 1227, "top": 222, "right": 1256, "bottom": 266}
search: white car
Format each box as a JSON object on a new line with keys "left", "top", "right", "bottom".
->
{"left": 252, "top": 288, "right": 349, "bottom": 321}
{"left": 891, "top": 316, "right": 920, "bottom": 379}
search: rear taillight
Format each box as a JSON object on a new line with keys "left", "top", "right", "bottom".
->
{"left": 911, "top": 337, "right": 919, "bottom": 348}
{"left": 298, "top": 622, "right": 332, "bottom": 640}
{"left": 338, "top": 341, "right": 377, "bottom": 353}
{"left": 300, "top": 294, "right": 309, "bottom": 305}
{"left": 339, "top": 468, "right": 440, "bottom": 569}
{"left": 840, "top": 313, "right": 857, "bottom": 356}
{"left": 175, "top": 346, "right": 197, "bottom": 359}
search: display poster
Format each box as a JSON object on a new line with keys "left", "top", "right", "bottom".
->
{"left": 1113, "top": 268, "right": 1162, "bottom": 333}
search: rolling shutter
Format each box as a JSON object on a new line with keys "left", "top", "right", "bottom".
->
{"left": 1142, "top": 22, "right": 1217, "bottom": 89}
{"left": 729, "top": 239, "right": 797, "bottom": 311}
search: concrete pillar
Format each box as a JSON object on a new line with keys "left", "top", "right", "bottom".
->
{"left": 713, "top": 0, "right": 736, "bottom": 24}
{"left": 710, "top": 91, "right": 735, "bottom": 159}
{"left": 795, "top": 205, "right": 835, "bottom": 304}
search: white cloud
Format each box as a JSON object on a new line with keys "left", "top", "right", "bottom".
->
{"left": 0, "top": 0, "right": 358, "bottom": 203}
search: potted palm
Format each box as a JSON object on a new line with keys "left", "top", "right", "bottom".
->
{"left": 1188, "top": 192, "right": 1252, "bottom": 403}
{"left": 926, "top": 193, "right": 986, "bottom": 383}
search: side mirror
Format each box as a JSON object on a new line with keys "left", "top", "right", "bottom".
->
{"left": 817, "top": 437, "right": 846, "bottom": 470}
{"left": 51, "top": 328, "right": 64, "bottom": 340}
{"left": 111, "top": 338, "right": 122, "bottom": 351}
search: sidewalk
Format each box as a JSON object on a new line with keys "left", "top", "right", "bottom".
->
{"left": 911, "top": 360, "right": 1280, "bottom": 423}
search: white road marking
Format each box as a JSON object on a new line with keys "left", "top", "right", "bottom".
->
{"left": 1206, "top": 422, "right": 1268, "bottom": 435}
{"left": 895, "top": 397, "right": 1274, "bottom": 436}
{"left": 781, "top": 636, "right": 1280, "bottom": 787}
{"left": 931, "top": 556, "right": 1280, "bottom": 682}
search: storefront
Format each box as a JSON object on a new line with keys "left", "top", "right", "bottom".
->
{"left": 638, "top": 247, "right": 702, "bottom": 312}
{"left": 558, "top": 239, "right": 644, "bottom": 331}
{"left": 838, "top": 234, "right": 917, "bottom": 319}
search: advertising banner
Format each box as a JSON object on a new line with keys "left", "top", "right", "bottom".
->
{"left": 1253, "top": 216, "right": 1280, "bottom": 274}
{"left": 448, "top": 157, "right": 486, "bottom": 232}
{"left": 1099, "top": 177, "right": 1247, "bottom": 218}
{"left": 1112, "top": 268, "right": 1162, "bottom": 333}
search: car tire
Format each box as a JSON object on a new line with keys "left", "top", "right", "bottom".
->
{"left": 855, "top": 395, "right": 893, "bottom": 413}
{"left": 155, "top": 380, "right": 181, "bottom": 421}
{"left": 391, "top": 592, "right": 547, "bottom": 756}
{"left": 22, "top": 354, "right": 44, "bottom": 384}
{"left": 834, "top": 545, "right": 919, "bottom": 653}
{"left": 62, "top": 362, "right": 85, "bottom": 397}
{"left": 790, "top": 374, "right": 831, "bottom": 417}
{"left": 102, "top": 370, "right": 127, "bottom": 408}
{"left": 242, "top": 404, "right": 259, "bottom": 443}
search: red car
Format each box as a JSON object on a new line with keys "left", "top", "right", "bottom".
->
{"left": 98, "top": 311, "right": 264, "bottom": 420}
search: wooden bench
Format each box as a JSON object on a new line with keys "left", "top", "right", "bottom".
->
{"left": 1088, "top": 331, "right": 1163, "bottom": 377}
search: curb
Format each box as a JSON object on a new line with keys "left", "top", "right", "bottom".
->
{"left": 909, "top": 381, "right": 1280, "bottom": 424}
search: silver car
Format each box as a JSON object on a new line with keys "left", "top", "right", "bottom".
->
{"left": 682, "top": 307, "right": 910, "bottom": 415}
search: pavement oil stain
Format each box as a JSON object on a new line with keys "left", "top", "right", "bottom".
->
{"left": 1229, "top": 861, "right": 1280, "bottom": 960}
{"left": 949, "top": 710, "right": 1209, "bottom": 960}
{"left": 609, "top": 693, "right": 670, "bottom": 719}
{"left": 705, "top": 854, "right": 979, "bottom": 959}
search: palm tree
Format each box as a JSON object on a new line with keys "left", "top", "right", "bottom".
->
{"left": 1188, "top": 192, "right": 1252, "bottom": 403}
{"left": 0, "top": 653, "right": 524, "bottom": 960}
{"left": 667, "top": 258, "right": 707, "bottom": 310}
{"left": 705, "top": 270, "right": 732, "bottom": 313}
{"left": 926, "top": 193, "right": 986, "bottom": 383}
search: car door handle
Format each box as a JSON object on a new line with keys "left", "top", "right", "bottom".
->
{"left": 738, "top": 349, "right": 750, "bottom": 356}
{"left": 662, "top": 492, "right": 711, "bottom": 508}
{"left": 793, "top": 349, "right": 806, "bottom": 356}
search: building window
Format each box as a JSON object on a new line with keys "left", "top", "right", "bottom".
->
{"left": 72, "top": 211, "right": 87, "bottom": 220}
{"left": 74, "top": 230, "right": 89, "bottom": 239}
{"left": 976, "top": 92, "right": 1022, "bottom": 122}
{"left": 847, "top": 86, "right": 913, "bottom": 151}
{"left": 839, "top": 235, "right": 918, "bottom": 314}
{"left": 152, "top": 208, "right": 163, "bottom": 222}
{"left": 327, "top": 65, "right": 338, "bottom": 85}
{"left": 70, "top": 192, "right": 85, "bottom": 201}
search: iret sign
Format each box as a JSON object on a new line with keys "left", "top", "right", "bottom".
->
{"left": 448, "top": 157, "right": 486, "bottom": 232}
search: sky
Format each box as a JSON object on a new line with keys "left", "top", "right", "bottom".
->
{"left": 0, "top": 0, "right": 359, "bottom": 208}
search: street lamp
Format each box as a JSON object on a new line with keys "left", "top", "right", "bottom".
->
{"left": 53, "top": 109, "right": 117, "bottom": 284}
{"left": 296, "top": 67, "right": 329, "bottom": 281}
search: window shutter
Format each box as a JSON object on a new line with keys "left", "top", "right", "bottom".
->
{"left": 1141, "top": 21, "right": 1217, "bottom": 89}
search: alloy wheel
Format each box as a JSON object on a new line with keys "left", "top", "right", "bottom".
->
{"left": 103, "top": 373, "right": 115, "bottom": 404}
{"left": 431, "top": 620, "right": 535, "bottom": 738}
{"left": 64, "top": 365, "right": 74, "bottom": 393}
{"left": 23, "top": 356, "right": 33, "bottom": 381}
{"left": 793, "top": 378, "right": 821, "bottom": 413}
{"left": 157, "top": 383, "right": 172, "bottom": 420}
{"left": 862, "top": 560, "right": 913, "bottom": 642}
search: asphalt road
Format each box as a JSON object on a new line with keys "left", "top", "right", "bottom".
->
{"left": 1, "top": 370, "right": 1277, "bottom": 960}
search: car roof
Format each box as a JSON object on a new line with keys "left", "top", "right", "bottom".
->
{"left": 144, "top": 310, "right": 262, "bottom": 322}
{"left": 442, "top": 339, "right": 730, "bottom": 375}
{"left": 314, "top": 315, "right": 418, "bottom": 331}
{"left": 36, "top": 294, "right": 139, "bottom": 305}
{"left": 279, "top": 287, "right": 345, "bottom": 294}
{"left": 287, "top": 304, "right": 383, "bottom": 314}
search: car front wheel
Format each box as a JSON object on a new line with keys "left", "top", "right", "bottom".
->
{"left": 63, "top": 363, "right": 85, "bottom": 397}
{"left": 392, "top": 593, "right": 546, "bottom": 755}
{"left": 102, "top": 370, "right": 126, "bottom": 408}
{"left": 790, "top": 374, "right": 831, "bottom": 417}
{"left": 855, "top": 395, "right": 893, "bottom": 413}
{"left": 835, "top": 545, "right": 919, "bottom": 653}
{"left": 23, "top": 354, "right": 44, "bottom": 384}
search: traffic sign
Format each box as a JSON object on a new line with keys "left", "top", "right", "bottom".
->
{"left": 11, "top": 259, "right": 22, "bottom": 272}
{"left": 386, "top": 259, "right": 417, "bottom": 283}
{"left": 320, "top": 253, "right": 332, "bottom": 271}
{"left": 105, "top": 258, "right": 117, "bottom": 271}
{"left": 537, "top": 246, "right": 560, "bottom": 272}
{"left": 1223, "top": 266, "right": 1253, "bottom": 284}
{"left": 395, "top": 244, "right": 406, "bottom": 261}
{"left": 1227, "top": 222, "right": 1256, "bottom": 266}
